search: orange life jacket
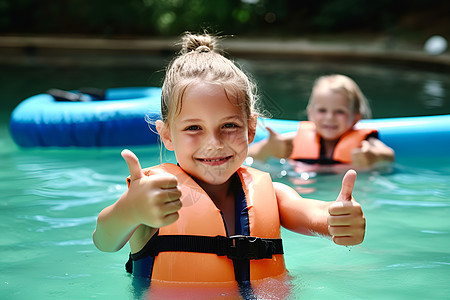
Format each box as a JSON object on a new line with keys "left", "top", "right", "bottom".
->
{"left": 127, "top": 163, "right": 287, "bottom": 285}
{"left": 289, "top": 121, "right": 378, "bottom": 164}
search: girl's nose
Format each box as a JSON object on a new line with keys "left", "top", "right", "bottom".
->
{"left": 206, "top": 133, "right": 224, "bottom": 150}
{"left": 324, "top": 111, "right": 334, "bottom": 119}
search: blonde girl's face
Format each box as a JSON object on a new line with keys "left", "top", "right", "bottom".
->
{"left": 307, "top": 88, "right": 361, "bottom": 141}
{"left": 159, "top": 82, "right": 256, "bottom": 187}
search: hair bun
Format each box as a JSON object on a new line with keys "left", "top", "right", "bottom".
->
{"left": 181, "top": 32, "right": 216, "bottom": 54}
{"left": 195, "top": 45, "right": 211, "bottom": 53}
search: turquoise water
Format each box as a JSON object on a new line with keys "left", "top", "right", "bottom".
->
{"left": 1, "top": 59, "right": 450, "bottom": 299}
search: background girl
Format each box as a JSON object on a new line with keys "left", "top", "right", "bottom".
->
{"left": 248, "top": 74, "right": 395, "bottom": 171}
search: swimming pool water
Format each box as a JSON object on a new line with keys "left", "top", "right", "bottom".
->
{"left": 1, "top": 58, "right": 450, "bottom": 299}
{"left": 1, "top": 118, "right": 449, "bottom": 299}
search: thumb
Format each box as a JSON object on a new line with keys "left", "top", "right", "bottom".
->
{"left": 266, "top": 127, "right": 278, "bottom": 138}
{"left": 121, "top": 149, "right": 144, "bottom": 182}
{"left": 337, "top": 169, "right": 357, "bottom": 202}
{"left": 360, "top": 140, "right": 371, "bottom": 152}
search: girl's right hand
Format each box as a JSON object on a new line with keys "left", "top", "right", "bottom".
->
{"left": 121, "top": 149, "right": 182, "bottom": 228}
{"left": 351, "top": 138, "right": 395, "bottom": 169}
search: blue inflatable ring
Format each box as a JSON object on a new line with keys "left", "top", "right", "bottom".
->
{"left": 9, "top": 87, "right": 162, "bottom": 147}
{"left": 254, "top": 114, "right": 450, "bottom": 158}
{"left": 9, "top": 86, "right": 450, "bottom": 158}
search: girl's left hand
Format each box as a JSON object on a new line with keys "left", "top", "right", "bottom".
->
{"left": 328, "top": 170, "right": 366, "bottom": 246}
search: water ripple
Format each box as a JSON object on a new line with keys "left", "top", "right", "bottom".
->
{"left": 29, "top": 215, "right": 97, "bottom": 232}
{"left": 385, "top": 261, "right": 449, "bottom": 270}
{"left": 43, "top": 239, "right": 94, "bottom": 246}
{"left": 375, "top": 199, "right": 450, "bottom": 207}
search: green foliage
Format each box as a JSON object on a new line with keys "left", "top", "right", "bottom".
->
{"left": 0, "top": 0, "right": 448, "bottom": 37}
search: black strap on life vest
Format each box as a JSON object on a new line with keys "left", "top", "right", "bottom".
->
{"left": 131, "top": 234, "right": 283, "bottom": 261}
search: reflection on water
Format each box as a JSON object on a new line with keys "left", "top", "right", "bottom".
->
{"left": 135, "top": 275, "right": 295, "bottom": 300}
{"left": 422, "top": 79, "right": 445, "bottom": 108}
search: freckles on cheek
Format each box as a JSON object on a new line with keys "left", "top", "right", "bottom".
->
{"left": 227, "top": 133, "right": 249, "bottom": 153}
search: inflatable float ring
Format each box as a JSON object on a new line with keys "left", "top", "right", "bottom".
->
{"left": 9, "top": 87, "right": 162, "bottom": 147}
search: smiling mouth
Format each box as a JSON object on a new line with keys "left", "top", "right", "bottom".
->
{"left": 197, "top": 156, "right": 232, "bottom": 166}
{"left": 322, "top": 125, "right": 338, "bottom": 130}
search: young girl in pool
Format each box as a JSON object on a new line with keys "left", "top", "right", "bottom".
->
{"left": 248, "top": 74, "right": 395, "bottom": 170}
{"left": 93, "top": 33, "right": 365, "bottom": 289}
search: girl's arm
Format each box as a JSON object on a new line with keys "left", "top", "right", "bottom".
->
{"left": 274, "top": 181, "right": 329, "bottom": 236}
{"left": 248, "top": 127, "right": 296, "bottom": 161}
{"left": 93, "top": 192, "right": 148, "bottom": 253}
{"left": 275, "top": 170, "right": 366, "bottom": 246}
{"left": 351, "top": 137, "right": 395, "bottom": 168}
{"left": 93, "top": 150, "right": 182, "bottom": 253}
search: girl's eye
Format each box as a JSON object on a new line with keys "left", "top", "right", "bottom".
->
{"left": 336, "top": 110, "right": 346, "bottom": 115}
{"left": 223, "top": 123, "right": 239, "bottom": 129}
{"left": 317, "top": 108, "right": 326, "bottom": 113}
{"left": 185, "top": 125, "right": 200, "bottom": 131}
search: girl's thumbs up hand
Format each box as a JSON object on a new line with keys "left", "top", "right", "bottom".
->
{"left": 328, "top": 169, "right": 366, "bottom": 246}
{"left": 122, "top": 149, "right": 145, "bottom": 182}
{"left": 121, "top": 149, "right": 182, "bottom": 228}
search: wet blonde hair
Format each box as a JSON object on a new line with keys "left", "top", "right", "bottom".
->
{"left": 307, "top": 74, "right": 372, "bottom": 119}
{"left": 160, "top": 32, "right": 260, "bottom": 128}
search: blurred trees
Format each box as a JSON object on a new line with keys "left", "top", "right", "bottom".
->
{"left": 0, "top": 0, "right": 449, "bottom": 38}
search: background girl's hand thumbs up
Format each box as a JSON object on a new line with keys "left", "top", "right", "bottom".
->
{"left": 328, "top": 169, "right": 366, "bottom": 246}
{"left": 266, "top": 126, "right": 294, "bottom": 158}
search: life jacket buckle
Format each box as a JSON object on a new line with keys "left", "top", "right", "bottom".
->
{"left": 227, "top": 235, "right": 274, "bottom": 260}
